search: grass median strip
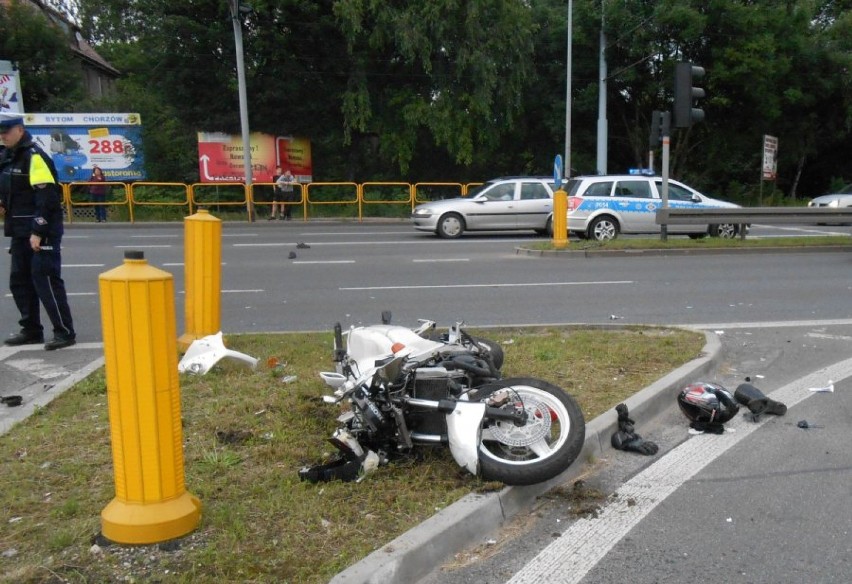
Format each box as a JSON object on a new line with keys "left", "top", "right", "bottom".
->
{"left": 0, "top": 326, "right": 704, "bottom": 583}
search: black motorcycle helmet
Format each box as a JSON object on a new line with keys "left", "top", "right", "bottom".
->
{"left": 677, "top": 382, "right": 740, "bottom": 425}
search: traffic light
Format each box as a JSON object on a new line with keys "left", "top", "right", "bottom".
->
{"left": 673, "top": 62, "right": 705, "bottom": 128}
{"left": 649, "top": 110, "right": 670, "bottom": 148}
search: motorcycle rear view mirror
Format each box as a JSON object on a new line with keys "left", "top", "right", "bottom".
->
{"left": 320, "top": 371, "right": 347, "bottom": 388}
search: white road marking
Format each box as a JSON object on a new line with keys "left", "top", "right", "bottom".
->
{"left": 114, "top": 245, "right": 172, "bottom": 248}
{"left": 751, "top": 225, "right": 848, "bottom": 235}
{"left": 507, "top": 356, "right": 852, "bottom": 584}
{"left": 806, "top": 332, "right": 852, "bottom": 341}
{"left": 233, "top": 238, "right": 538, "bottom": 247}
{"left": 176, "top": 289, "right": 264, "bottom": 294}
{"left": 299, "top": 231, "right": 420, "bottom": 236}
{"left": 340, "top": 280, "right": 632, "bottom": 291}
{"left": 292, "top": 260, "right": 356, "bottom": 265}
{"left": 5, "top": 358, "right": 69, "bottom": 380}
{"left": 690, "top": 318, "right": 852, "bottom": 330}
{"left": 413, "top": 258, "right": 470, "bottom": 263}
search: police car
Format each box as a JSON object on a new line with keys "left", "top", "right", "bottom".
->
{"left": 566, "top": 174, "right": 743, "bottom": 241}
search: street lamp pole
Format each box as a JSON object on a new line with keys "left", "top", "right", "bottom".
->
{"left": 596, "top": 0, "right": 608, "bottom": 175}
{"left": 564, "top": 0, "right": 572, "bottom": 179}
{"left": 228, "top": 0, "right": 254, "bottom": 220}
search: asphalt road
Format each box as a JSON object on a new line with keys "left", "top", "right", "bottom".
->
{"left": 1, "top": 220, "right": 850, "bottom": 583}
{"left": 1, "top": 220, "right": 850, "bottom": 342}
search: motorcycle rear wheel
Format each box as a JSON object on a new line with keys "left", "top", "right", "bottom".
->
{"left": 470, "top": 378, "right": 585, "bottom": 486}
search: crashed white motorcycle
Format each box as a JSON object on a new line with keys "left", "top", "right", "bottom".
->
{"left": 300, "top": 318, "right": 585, "bottom": 486}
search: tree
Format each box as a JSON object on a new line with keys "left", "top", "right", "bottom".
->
{"left": 0, "top": 0, "right": 85, "bottom": 112}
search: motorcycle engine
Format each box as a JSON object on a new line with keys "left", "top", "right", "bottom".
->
{"left": 412, "top": 366, "right": 466, "bottom": 399}
{"left": 407, "top": 367, "right": 467, "bottom": 435}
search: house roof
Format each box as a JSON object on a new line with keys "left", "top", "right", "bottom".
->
{"left": 3, "top": 0, "right": 120, "bottom": 77}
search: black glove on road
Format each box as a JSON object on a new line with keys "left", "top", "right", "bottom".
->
{"left": 611, "top": 403, "right": 659, "bottom": 455}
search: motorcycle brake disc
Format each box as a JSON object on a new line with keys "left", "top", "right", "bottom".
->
{"left": 487, "top": 395, "right": 552, "bottom": 447}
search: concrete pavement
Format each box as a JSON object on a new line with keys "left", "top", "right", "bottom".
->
{"left": 0, "top": 342, "right": 104, "bottom": 436}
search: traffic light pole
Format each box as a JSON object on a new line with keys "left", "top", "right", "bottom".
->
{"left": 661, "top": 133, "right": 670, "bottom": 242}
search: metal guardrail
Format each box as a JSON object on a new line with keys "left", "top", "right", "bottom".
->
{"left": 656, "top": 207, "right": 852, "bottom": 239}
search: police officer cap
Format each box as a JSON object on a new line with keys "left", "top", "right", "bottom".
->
{"left": 0, "top": 113, "right": 25, "bottom": 131}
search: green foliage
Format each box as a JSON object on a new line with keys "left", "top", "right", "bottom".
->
{"left": 0, "top": 1, "right": 85, "bottom": 112}
{"left": 60, "top": 0, "right": 850, "bottom": 197}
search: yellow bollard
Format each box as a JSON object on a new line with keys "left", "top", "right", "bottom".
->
{"left": 178, "top": 209, "right": 222, "bottom": 352}
{"left": 551, "top": 188, "right": 569, "bottom": 249}
{"left": 99, "top": 250, "right": 201, "bottom": 544}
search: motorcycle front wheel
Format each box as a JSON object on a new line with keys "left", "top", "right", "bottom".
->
{"left": 470, "top": 378, "right": 585, "bottom": 486}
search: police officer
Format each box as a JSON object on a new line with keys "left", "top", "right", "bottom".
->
{"left": 0, "top": 113, "right": 76, "bottom": 350}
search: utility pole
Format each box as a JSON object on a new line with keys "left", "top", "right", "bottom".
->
{"left": 596, "top": 1, "right": 607, "bottom": 175}
{"left": 564, "top": 0, "right": 573, "bottom": 179}
{"left": 228, "top": 0, "right": 254, "bottom": 220}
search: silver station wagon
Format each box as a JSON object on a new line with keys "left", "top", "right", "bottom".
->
{"left": 411, "top": 177, "right": 558, "bottom": 238}
{"left": 566, "top": 174, "right": 743, "bottom": 241}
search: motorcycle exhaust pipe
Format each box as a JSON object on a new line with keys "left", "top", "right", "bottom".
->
{"left": 409, "top": 432, "right": 447, "bottom": 445}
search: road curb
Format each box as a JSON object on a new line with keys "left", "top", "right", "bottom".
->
{"left": 330, "top": 329, "right": 721, "bottom": 584}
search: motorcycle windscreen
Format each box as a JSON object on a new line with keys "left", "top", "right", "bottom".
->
{"left": 445, "top": 402, "right": 487, "bottom": 475}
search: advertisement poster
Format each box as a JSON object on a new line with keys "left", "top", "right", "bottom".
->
{"left": 24, "top": 113, "right": 145, "bottom": 182}
{"left": 762, "top": 135, "right": 778, "bottom": 181}
{"left": 197, "top": 131, "right": 313, "bottom": 183}
{"left": 0, "top": 61, "right": 24, "bottom": 113}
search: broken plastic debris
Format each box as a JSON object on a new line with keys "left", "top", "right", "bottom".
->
{"left": 714, "top": 330, "right": 725, "bottom": 335}
{"left": 281, "top": 375, "right": 298, "bottom": 384}
{"left": 178, "top": 332, "right": 258, "bottom": 375}
{"left": 808, "top": 381, "right": 834, "bottom": 393}
{"left": 610, "top": 314, "right": 623, "bottom": 320}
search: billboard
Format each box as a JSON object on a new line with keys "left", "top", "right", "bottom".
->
{"left": 24, "top": 113, "right": 145, "bottom": 182}
{"left": 0, "top": 61, "right": 24, "bottom": 114}
{"left": 761, "top": 135, "right": 778, "bottom": 181}
{"left": 197, "top": 131, "right": 312, "bottom": 183}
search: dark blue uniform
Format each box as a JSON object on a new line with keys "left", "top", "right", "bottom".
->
{"left": 0, "top": 130, "right": 75, "bottom": 347}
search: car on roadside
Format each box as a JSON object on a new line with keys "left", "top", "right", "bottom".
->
{"left": 411, "top": 177, "right": 558, "bottom": 238}
{"left": 807, "top": 184, "right": 852, "bottom": 208}
{"left": 566, "top": 174, "right": 743, "bottom": 241}
{"left": 807, "top": 184, "right": 852, "bottom": 225}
